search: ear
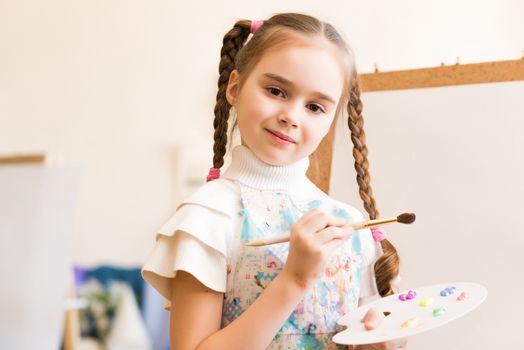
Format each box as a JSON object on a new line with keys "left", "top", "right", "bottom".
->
{"left": 226, "top": 70, "right": 240, "bottom": 106}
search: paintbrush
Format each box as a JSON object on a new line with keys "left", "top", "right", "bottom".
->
{"left": 244, "top": 212, "right": 416, "bottom": 247}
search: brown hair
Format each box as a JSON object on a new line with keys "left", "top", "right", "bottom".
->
{"left": 211, "top": 12, "right": 399, "bottom": 297}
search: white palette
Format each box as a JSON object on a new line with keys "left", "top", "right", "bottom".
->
{"left": 333, "top": 282, "right": 487, "bottom": 345}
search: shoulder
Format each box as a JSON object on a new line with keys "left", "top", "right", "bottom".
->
{"left": 326, "top": 197, "right": 379, "bottom": 265}
{"left": 330, "top": 198, "right": 367, "bottom": 222}
{"left": 177, "top": 178, "right": 240, "bottom": 219}
{"left": 301, "top": 178, "right": 366, "bottom": 222}
{"left": 156, "top": 178, "right": 240, "bottom": 256}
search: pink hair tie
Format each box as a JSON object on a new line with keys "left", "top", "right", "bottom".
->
{"left": 250, "top": 20, "right": 264, "bottom": 34}
{"left": 371, "top": 226, "right": 387, "bottom": 242}
{"left": 206, "top": 167, "right": 220, "bottom": 182}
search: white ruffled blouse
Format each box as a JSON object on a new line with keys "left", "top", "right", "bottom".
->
{"left": 141, "top": 145, "right": 381, "bottom": 349}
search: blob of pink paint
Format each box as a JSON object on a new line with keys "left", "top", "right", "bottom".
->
{"left": 457, "top": 292, "right": 466, "bottom": 301}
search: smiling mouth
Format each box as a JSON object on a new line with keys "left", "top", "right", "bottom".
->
{"left": 266, "top": 129, "right": 296, "bottom": 143}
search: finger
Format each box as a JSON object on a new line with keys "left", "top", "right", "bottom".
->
{"left": 321, "top": 236, "right": 346, "bottom": 253}
{"left": 389, "top": 337, "right": 408, "bottom": 348}
{"left": 295, "top": 207, "right": 324, "bottom": 224}
{"left": 360, "top": 307, "right": 385, "bottom": 330}
{"left": 369, "top": 337, "right": 407, "bottom": 350}
{"left": 290, "top": 208, "right": 320, "bottom": 235}
{"left": 355, "top": 345, "right": 382, "bottom": 350}
{"left": 314, "top": 225, "right": 354, "bottom": 244}
{"left": 299, "top": 211, "right": 345, "bottom": 236}
{"left": 369, "top": 344, "right": 386, "bottom": 350}
{"left": 360, "top": 307, "right": 383, "bottom": 323}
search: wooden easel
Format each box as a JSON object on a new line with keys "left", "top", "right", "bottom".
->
{"left": 308, "top": 58, "right": 524, "bottom": 194}
{"left": 0, "top": 153, "right": 47, "bottom": 165}
{"left": 0, "top": 153, "right": 80, "bottom": 350}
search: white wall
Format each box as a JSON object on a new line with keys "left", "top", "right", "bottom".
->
{"left": 1, "top": 1, "right": 523, "bottom": 348}
{"left": 2, "top": 0, "right": 522, "bottom": 265}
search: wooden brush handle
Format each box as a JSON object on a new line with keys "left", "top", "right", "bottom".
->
{"left": 245, "top": 216, "right": 399, "bottom": 247}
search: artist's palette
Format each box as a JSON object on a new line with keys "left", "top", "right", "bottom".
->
{"left": 333, "top": 282, "right": 487, "bottom": 345}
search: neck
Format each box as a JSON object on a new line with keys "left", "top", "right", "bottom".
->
{"left": 222, "top": 145, "right": 311, "bottom": 191}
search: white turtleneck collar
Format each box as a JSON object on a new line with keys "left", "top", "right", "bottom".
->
{"left": 222, "top": 145, "right": 312, "bottom": 192}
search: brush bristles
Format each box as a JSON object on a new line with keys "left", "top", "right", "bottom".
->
{"left": 397, "top": 212, "right": 416, "bottom": 224}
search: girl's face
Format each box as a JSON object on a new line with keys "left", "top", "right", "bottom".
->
{"left": 226, "top": 40, "right": 346, "bottom": 166}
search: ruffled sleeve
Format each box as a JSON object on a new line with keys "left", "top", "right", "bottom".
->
{"left": 141, "top": 179, "right": 238, "bottom": 309}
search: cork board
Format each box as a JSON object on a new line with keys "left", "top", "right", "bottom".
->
{"left": 359, "top": 59, "right": 524, "bottom": 92}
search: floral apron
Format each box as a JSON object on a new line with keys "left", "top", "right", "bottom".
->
{"left": 222, "top": 183, "right": 365, "bottom": 349}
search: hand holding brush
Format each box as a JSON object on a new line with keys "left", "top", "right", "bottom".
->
{"left": 245, "top": 212, "right": 416, "bottom": 247}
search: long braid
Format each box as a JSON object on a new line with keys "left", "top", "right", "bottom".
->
{"left": 347, "top": 79, "right": 378, "bottom": 218}
{"left": 212, "top": 20, "right": 251, "bottom": 168}
{"left": 347, "top": 77, "right": 400, "bottom": 297}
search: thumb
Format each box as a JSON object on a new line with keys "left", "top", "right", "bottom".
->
{"left": 360, "top": 307, "right": 385, "bottom": 331}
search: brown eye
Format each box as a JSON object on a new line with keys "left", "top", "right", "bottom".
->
{"left": 267, "top": 87, "right": 285, "bottom": 98}
{"left": 307, "top": 104, "right": 325, "bottom": 114}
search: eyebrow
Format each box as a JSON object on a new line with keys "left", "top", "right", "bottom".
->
{"left": 263, "top": 73, "right": 337, "bottom": 105}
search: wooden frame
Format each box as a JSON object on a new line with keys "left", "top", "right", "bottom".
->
{"left": 306, "top": 119, "right": 337, "bottom": 194}
{"left": 0, "top": 153, "right": 46, "bottom": 165}
{"left": 359, "top": 59, "right": 524, "bottom": 92}
{"left": 309, "top": 58, "right": 524, "bottom": 193}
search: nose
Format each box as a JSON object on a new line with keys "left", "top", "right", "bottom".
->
{"left": 277, "top": 105, "right": 300, "bottom": 127}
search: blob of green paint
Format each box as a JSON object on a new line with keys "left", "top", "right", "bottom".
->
{"left": 433, "top": 306, "right": 446, "bottom": 317}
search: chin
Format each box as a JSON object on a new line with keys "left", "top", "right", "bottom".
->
{"left": 248, "top": 143, "right": 300, "bottom": 166}
{"left": 260, "top": 156, "right": 284, "bottom": 167}
{"left": 264, "top": 154, "right": 298, "bottom": 167}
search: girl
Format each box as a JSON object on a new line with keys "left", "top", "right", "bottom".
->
{"left": 142, "top": 13, "right": 407, "bottom": 350}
